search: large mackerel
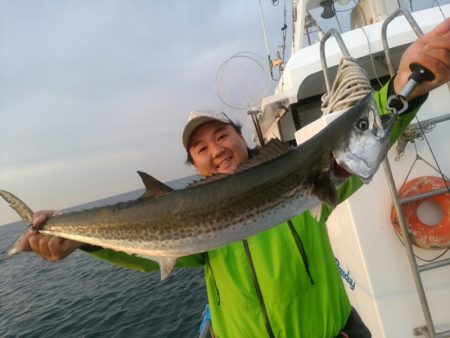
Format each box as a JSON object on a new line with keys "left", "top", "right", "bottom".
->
{"left": 1, "top": 93, "right": 392, "bottom": 279}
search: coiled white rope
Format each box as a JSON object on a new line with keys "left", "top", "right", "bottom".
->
{"left": 321, "top": 56, "right": 372, "bottom": 115}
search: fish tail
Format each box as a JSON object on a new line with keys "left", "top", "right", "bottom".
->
{"left": 0, "top": 190, "right": 34, "bottom": 257}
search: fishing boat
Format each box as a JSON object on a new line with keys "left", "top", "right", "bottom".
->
{"left": 248, "top": 0, "right": 450, "bottom": 337}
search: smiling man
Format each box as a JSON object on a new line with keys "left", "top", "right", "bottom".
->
{"left": 182, "top": 111, "right": 249, "bottom": 176}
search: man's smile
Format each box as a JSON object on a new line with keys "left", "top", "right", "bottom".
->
{"left": 216, "top": 155, "right": 235, "bottom": 171}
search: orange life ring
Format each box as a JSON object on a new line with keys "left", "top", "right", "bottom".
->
{"left": 390, "top": 176, "right": 450, "bottom": 249}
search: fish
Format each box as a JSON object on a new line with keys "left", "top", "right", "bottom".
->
{"left": 1, "top": 93, "right": 392, "bottom": 279}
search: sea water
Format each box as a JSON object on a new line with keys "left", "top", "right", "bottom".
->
{"left": 0, "top": 186, "right": 208, "bottom": 338}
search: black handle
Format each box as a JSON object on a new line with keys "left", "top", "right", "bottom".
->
{"left": 409, "top": 63, "right": 435, "bottom": 83}
{"left": 387, "top": 63, "right": 436, "bottom": 115}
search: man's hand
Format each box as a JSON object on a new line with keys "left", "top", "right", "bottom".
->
{"left": 394, "top": 18, "right": 450, "bottom": 99}
{"left": 18, "top": 210, "right": 82, "bottom": 261}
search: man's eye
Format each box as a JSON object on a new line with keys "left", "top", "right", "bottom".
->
{"left": 198, "top": 147, "right": 207, "bottom": 154}
{"left": 218, "top": 134, "right": 227, "bottom": 141}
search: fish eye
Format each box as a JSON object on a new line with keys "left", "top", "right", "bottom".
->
{"left": 356, "top": 118, "right": 369, "bottom": 131}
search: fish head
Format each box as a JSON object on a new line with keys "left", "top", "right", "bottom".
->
{"left": 333, "top": 93, "right": 394, "bottom": 183}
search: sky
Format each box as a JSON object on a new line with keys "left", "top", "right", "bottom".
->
{"left": 0, "top": 1, "right": 289, "bottom": 225}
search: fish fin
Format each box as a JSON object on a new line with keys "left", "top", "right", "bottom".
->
{"left": 152, "top": 256, "right": 178, "bottom": 280}
{"left": 0, "top": 190, "right": 33, "bottom": 223}
{"left": 4, "top": 229, "right": 32, "bottom": 257}
{"left": 188, "top": 138, "right": 292, "bottom": 187}
{"left": 309, "top": 204, "right": 323, "bottom": 222}
{"left": 238, "top": 138, "right": 291, "bottom": 171}
{"left": 0, "top": 190, "right": 34, "bottom": 257}
{"left": 137, "top": 171, "right": 174, "bottom": 198}
{"left": 313, "top": 173, "right": 337, "bottom": 207}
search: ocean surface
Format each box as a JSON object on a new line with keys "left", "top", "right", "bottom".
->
{"left": 0, "top": 180, "right": 209, "bottom": 338}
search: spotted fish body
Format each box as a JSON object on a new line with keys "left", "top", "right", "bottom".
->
{"left": 1, "top": 93, "right": 392, "bottom": 279}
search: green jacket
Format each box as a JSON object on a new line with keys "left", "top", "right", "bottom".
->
{"left": 84, "top": 82, "right": 423, "bottom": 338}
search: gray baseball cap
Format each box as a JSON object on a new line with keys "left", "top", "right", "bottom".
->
{"left": 182, "top": 110, "right": 232, "bottom": 150}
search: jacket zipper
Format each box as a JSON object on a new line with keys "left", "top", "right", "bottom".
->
{"left": 205, "top": 253, "right": 221, "bottom": 305}
{"left": 243, "top": 239, "right": 275, "bottom": 338}
{"left": 287, "top": 220, "right": 315, "bottom": 284}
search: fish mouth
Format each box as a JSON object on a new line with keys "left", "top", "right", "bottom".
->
{"left": 355, "top": 156, "right": 378, "bottom": 183}
{"left": 335, "top": 157, "right": 373, "bottom": 183}
{"left": 336, "top": 156, "right": 370, "bottom": 180}
{"left": 337, "top": 141, "right": 389, "bottom": 183}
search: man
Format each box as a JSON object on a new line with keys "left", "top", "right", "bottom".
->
{"left": 19, "top": 19, "right": 450, "bottom": 337}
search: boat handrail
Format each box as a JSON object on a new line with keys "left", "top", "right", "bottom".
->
{"left": 381, "top": 8, "right": 424, "bottom": 77}
{"left": 319, "top": 28, "right": 351, "bottom": 93}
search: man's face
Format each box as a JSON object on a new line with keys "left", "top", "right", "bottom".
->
{"left": 188, "top": 121, "right": 249, "bottom": 177}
